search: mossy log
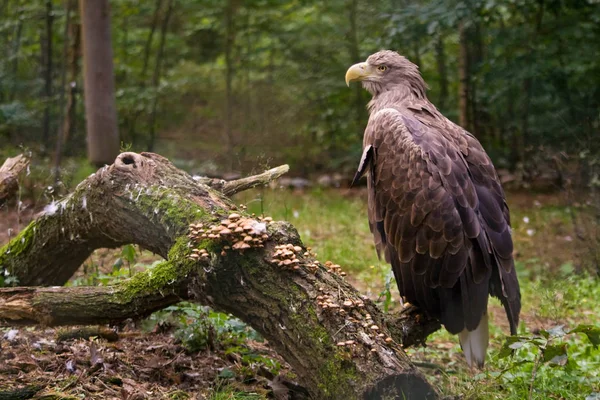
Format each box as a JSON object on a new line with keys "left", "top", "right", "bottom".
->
{"left": 0, "top": 152, "right": 439, "bottom": 399}
{"left": 0, "top": 154, "right": 29, "bottom": 207}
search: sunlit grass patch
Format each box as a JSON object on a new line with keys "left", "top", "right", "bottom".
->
{"left": 233, "top": 187, "right": 381, "bottom": 274}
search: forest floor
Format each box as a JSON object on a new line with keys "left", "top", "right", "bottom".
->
{"left": 1, "top": 187, "right": 599, "bottom": 399}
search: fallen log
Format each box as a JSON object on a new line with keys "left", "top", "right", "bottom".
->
{"left": 0, "top": 154, "right": 29, "bottom": 207}
{"left": 0, "top": 152, "right": 439, "bottom": 399}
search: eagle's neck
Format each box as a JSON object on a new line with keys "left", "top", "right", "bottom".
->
{"left": 365, "top": 71, "right": 428, "bottom": 114}
{"left": 367, "top": 86, "right": 426, "bottom": 114}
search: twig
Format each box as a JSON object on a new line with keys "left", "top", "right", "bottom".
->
{"left": 528, "top": 352, "right": 541, "bottom": 400}
{"left": 222, "top": 165, "right": 289, "bottom": 196}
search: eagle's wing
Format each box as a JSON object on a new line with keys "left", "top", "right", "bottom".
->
{"left": 361, "top": 107, "right": 520, "bottom": 335}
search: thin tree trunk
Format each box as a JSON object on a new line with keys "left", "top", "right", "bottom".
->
{"left": 515, "top": 0, "right": 545, "bottom": 167}
{"left": 79, "top": 0, "right": 120, "bottom": 166}
{"left": 141, "top": 0, "right": 162, "bottom": 83}
{"left": 53, "top": 0, "right": 76, "bottom": 184}
{"left": 147, "top": 0, "right": 173, "bottom": 152}
{"left": 0, "top": 152, "right": 439, "bottom": 399}
{"left": 435, "top": 35, "right": 448, "bottom": 111}
{"left": 126, "top": 0, "right": 162, "bottom": 146}
{"left": 8, "top": 11, "right": 23, "bottom": 102}
{"left": 348, "top": 0, "right": 366, "bottom": 137}
{"left": 458, "top": 21, "right": 471, "bottom": 132}
{"left": 224, "top": 0, "right": 239, "bottom": 171}
{"left": 41, "top": 0, "right": 54, "bottom": 153}
{"left": 469, "top": 21, "right": 484, "bottom": 141}
{"left": 62, "top": 22, "right": 81, "bottom": 155}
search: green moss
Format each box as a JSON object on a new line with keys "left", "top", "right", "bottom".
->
{"left": 117, "top": 236, "right": 196, "bottom": 302}
{"left": 0, "top": 220, "right": 36, "bottom": 259}
{"left": 317, "top": 352, "right": 360, "bottom": 399}
{"left": 134, "top": 185, "right": 219, "bottom": 230}
{"left": 0, "top": 220, "right": 37, "bottom": 284}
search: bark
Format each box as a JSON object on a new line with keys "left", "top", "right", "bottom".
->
{"left": 0, "top": 152, "right": 439, "bottom": 399}
{"left": 0, "top": 154, "right": 29, "bottom": 207}
{"left": 79, "top": 0, "right": 120, "bottom": 166}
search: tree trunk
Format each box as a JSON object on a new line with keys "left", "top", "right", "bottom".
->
{"left": 469, "top": 21, "right": 485, "bottom": 143}
{"left": 224, "top": 0, "right": 239, "bottom": 171}
{"left": 8, "top": 10, "right": 23, "bottom": 103}
{"left": 141, "top": 0, "right": 162, "bottom": 83}
{"left": 0, "top": 152, "right": 440, "bottom": 399}
{"left": 347, "top": 0, "right": 366, "bottom": 138}
{"left": 62, "top": 22, "right": 81, "bottom": 156}
{"left": 147, "top": 0, "right": 173, "bottom": 152}
{"left": 53, "top": 0, "right": 77, "bottom": 183}
{"left": 79, "top": 0, "right": 120, "bottom": 167}
{"left": 42, "top": 0, "right": 54, "bottom": 153}
{"left": 435, "top": 35, "right": 448, "bottom": 111}
{"left": 0, "top": 154, "right": 29, "bottom": 207}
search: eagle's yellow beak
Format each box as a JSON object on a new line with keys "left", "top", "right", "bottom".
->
{"left": 345, "top": 62, "right": 372, "bottom": 86}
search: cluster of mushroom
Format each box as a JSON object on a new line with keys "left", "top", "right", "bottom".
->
{"left": 364, "top": 314, "right": 394, "bottom": 347}
{"left": 269, "top": 244, "right": 321, "bottom": 274}
{"left": 324, "top": 260, "right": 346, "bottom": 277}
{"left": 188, "top": 248, "right": 210, "bottom": 261}
{"left": 315, "top": 292, "right": 365, "bottom": 312}
{"left": 186, "top": 213, "right": 272, "bottom": 258}
{"left": 270, "top": 244, "right": 303, "bottom": 270}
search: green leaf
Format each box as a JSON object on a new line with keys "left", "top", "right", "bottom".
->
{"left": 121, "top": 244, "right": 137, "bottom": 264}
{"left": 499, "top": 336, "right": 528, "bottom": 359}
{"left": 547, "top": 325, "right": 567, "bottom": 338}
{"left": 218, "top": 368, "right": 235, "bottom": 379}
{"left": 542, "top": 343, "right": 568, "bottom": 366}
{"left": 569, "top": 325, "right": 600, "bottom": 348}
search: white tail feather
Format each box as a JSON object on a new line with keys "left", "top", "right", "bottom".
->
{"left": 458, "top": 313, "right": 489, "bottom": 368}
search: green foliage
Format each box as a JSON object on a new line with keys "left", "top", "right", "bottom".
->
{"left": 143, "top": 302, "right": 282, "bottom": 379}
{"left": 207, "top": 384, "right": 266, "bottom": 400}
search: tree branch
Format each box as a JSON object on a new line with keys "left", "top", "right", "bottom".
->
{"left": 193, "top": 164, "right": 290, "bottom": 196}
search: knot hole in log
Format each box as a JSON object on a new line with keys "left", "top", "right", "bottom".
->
{"left": 117, "top": 152, "right": 141, "bottom": 169}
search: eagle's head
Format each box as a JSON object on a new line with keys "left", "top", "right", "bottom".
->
{"left": 345, "top": 50, "right": 427, "bottom": 98}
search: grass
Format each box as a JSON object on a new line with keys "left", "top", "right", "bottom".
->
{"left": 233, "top": 187, "right": 600, "bottom": 399}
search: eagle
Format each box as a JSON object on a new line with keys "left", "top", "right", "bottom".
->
{"left": 345, "top": 50, "right": 521, "bottom": 368}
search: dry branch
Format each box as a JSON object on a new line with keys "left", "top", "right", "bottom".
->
{"left": 0, "top": 154, "right": 29, "bottom": 206}
{"left": 194, "top": 164, "right": 290, "bottom": 196}
{"left": 0, "top": 152, "right": 439, "bottom": 399}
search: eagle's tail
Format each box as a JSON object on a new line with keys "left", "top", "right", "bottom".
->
{"left": 458, "top": 313, "right": 489, "bottom": 369}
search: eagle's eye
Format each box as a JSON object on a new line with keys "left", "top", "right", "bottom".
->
{"left": 377, "top": 65, "right": 387, "bottom": 72}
